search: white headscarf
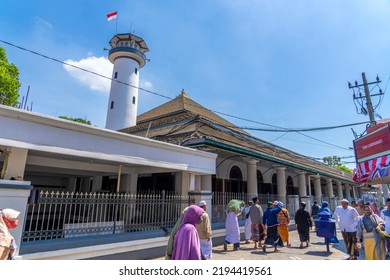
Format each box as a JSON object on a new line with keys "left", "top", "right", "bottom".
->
{"left": 0, "top": 208, "right": 20, "bottom": 248}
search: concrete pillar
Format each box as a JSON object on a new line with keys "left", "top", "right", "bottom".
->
{"left": 0, "top": 180, "right": 32, "bottom": 258}
{"left": 275, "top": 166, "right": 287, "bottom": 197}
{"left": 245, "top": 159, "right": 258, "bottom": 198}
{"left": 326, "top": 179, "right": 333, "bottom": 198}
{"left": 346, "top": 185, "right": 352, "bottom": 201}
{"left": 336, "top": 181, "right": 343, "bottom": 199}
{"left": 1, "top": 147, "right": 28, "bottom": 180}
{"left": 343, "top": 184, "right": 348, "bottom": 199}
{"left": 352, "top": 185, "right": 358, "bottom": 199}
{"left": 314, "top": 175, "right": 322, "bottom": 200}
{"left": 298, "top": 171, "right": 307, "bottom": 197}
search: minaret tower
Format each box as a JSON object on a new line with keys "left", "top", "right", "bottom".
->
{"left": 105, "top": 33, "right": 149, "bottom": 130}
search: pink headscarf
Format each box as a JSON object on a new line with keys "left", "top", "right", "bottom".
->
{"left": 369, "top": 203, "right": 381, "bottom": 216}
{"left": 171, "top": 205, "right": 204, "bottom": 260}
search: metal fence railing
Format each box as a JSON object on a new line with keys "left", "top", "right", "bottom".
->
{"left": 21, "top": 190, "right": 365, "bottom": 244}
{"left": 22, "top": 190, "right": 194, "bottom": 242}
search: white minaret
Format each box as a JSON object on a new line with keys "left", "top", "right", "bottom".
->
{"left": 105, "top": 33, "right": 149, "bottom": 130}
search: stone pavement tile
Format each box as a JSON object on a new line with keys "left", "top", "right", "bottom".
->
{"left": 212, "top": 229, "right": 349, "bottom": 260}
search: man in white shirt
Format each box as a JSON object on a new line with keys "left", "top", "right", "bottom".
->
{"left": 333, "top": 199, "right": 360, "bottom": 260}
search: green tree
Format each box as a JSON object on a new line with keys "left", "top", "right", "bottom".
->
{"left": 0, "top": 46, "right": 21, "bottom": 106}
{"left": 59, "top": 116, "right": 92, "bottom": 125}
{"left": 323, "top": 155, "right": 353, "bottom": 174}
{"left": 334, "top": 165, "right": 353, "bottom": 174}
{"left": 323, "top": 156, "right": 341, "bottom": 167}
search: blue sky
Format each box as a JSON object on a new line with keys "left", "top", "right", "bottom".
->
{"left": 1, "top": 0, "right": 390, "bottom": 169}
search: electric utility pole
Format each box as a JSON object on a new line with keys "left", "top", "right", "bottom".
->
{"left": 348, "top": 72, "right": 383, "bottom": 127}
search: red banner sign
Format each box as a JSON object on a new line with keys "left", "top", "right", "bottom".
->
{"left": 353, "top": 124, "right": 390, "bottom": 162}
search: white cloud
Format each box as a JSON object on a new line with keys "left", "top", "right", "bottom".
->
{"left": 140, "top": 80, "right": 153, "bottom": 90}
{"left": 63, "top": 56, "right": 154, "bottom": 93}
{"left": 63, "top": 56, "right": 113, "bottom": 92}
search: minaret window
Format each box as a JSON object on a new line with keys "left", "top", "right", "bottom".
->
{"left": 132, "top": 97, "right": 136, "bottom": 104}
{"left": 135, "top": 68, "right": 138, "bottom": 75}
{"left": 110, "top": 101, "right": 114, "bottom": 109}
{"left": 114, "top": 72, "right": 118, "bottom": 79}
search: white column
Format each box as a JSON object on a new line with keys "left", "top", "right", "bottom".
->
{"left": 245, "top": 159, "right": 258, "bottom": 197}
{"left": 351, "top": 185, "right": 358, "bottom": 199}
{"left": 346, "top": 185, "right": 352, "bottom": 201}
{"left": 326, "top": 179, "right": 334, "bottom": 198}
{"left": 314, "top": 175, "right": 322, "bottom": 199}
{"left": 336, "top": 181, "right": 343, "bottom": 198}
{"left": 275, "top": 166, "right": 287, "bottom": 197}
{"left": 343, "top": 184, "right": 348, "bottom": 198}
{"left": 298, "top": 171, "right": 307, "bottom": 197}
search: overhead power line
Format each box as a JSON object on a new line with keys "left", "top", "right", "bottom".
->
{"left": 233, "top": 121, "right": 370, "bottom": 132}
{"left": 0, "top": 39, "right": 356, "bottom": 151}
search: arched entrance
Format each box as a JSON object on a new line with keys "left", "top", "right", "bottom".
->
{"left": 286, "top": 176, "right": 297, "bottom": 195}
{"left": 225, "top": 166, "right": 247, "bottom": 193}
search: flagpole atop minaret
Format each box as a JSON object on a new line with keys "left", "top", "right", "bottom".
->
{"left": 106, "top": 11, "right": 118, "bottom": 34}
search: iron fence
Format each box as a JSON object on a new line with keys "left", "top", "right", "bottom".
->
{"left": 22, "top": 190, "right": 194, "bottom": 242}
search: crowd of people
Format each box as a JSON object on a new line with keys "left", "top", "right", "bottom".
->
{"left": 332, "top": 198, "right": 390, "bottom": 260}
{"left": 1, "top": 197, "right": 390, "bottom": 261}
{"left": 165, "top": 196, "right": 390, "bottom": 261}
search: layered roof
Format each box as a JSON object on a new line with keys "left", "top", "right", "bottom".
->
{"left": 122, "top": 90, "right": 355, "bottom": 183}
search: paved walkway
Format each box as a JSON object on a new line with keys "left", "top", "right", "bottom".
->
{"left": 211, "top": 229, "right": 350, "bottom": 260}
{"left": 159, "top": 228, "right": 390, "bottom": 260}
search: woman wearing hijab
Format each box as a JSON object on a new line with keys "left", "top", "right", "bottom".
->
{"left": 171, "top": 205, "right": 204, "bottom": 260}
{"left": 319, "top": 201, "right": 332, "bottom": 216}
{"left": 0, "top": 208, "right": 20, "bottom": 260}
{"left": 357, "top": 205, "right": 386, "bottom": 260}
{"left": 165, "top": 206, "right": 189, "bottom": 260}
{"left": 276, "top": 202, "right": 291, "bottom": 247}
{"left": 369, "top": 202, "right": 381, "bottom": 216}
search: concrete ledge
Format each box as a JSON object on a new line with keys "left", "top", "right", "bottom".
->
{"left": 19, "top": 224, "right": 297, "bottom": 260}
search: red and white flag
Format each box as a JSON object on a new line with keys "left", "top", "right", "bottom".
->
{"left": 107, "top": 11, "right": 118, "bottom": 21}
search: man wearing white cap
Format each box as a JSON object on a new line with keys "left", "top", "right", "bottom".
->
{"left": 195, "top": 201, "right": 212, "bottom": 259}
{"left": 333, "top": 199, "right": 360, "bottom": 260}
{"left": 0, "top": 208, "right": 20, "bottom": 260}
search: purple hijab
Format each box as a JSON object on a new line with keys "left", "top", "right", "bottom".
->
{"left": 171, "top": 205, "right": 204, "bottom": 260}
